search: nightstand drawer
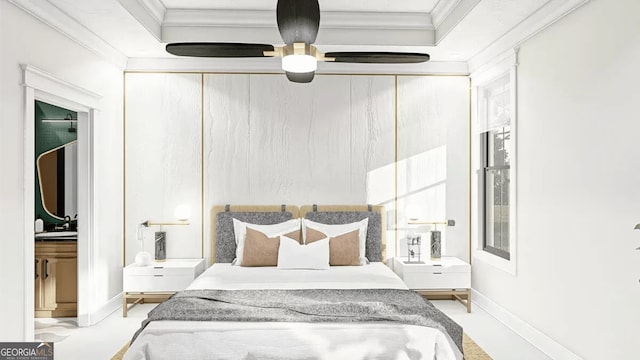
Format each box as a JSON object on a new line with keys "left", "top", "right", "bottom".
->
{"left": 125, "top": 259, "right": 204, "bottom": 276}
{"left": 125, "top": 266, "right": 192, "bottom": 276}
{"left": 410, "top": 262, "right": 470, "bottom": 274}
{"left": 124, "top": 274, "right": 194, "bottom": 292}
{"left": 403, "top": 272, "right": 470, "bottom": 290}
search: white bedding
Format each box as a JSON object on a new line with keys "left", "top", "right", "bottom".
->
{"left": 187, "top": 262, "right": 408, "bottom": 290}
{"left": 125, "top": 263, "right": 463, "bottom": 360}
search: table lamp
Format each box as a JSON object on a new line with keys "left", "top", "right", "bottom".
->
{"left": 135, "top": 205, "right": 191, "bottom": 265}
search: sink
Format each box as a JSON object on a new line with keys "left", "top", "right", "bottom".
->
{"left": 35, "top": 231, "right": 78, "bottom": 239}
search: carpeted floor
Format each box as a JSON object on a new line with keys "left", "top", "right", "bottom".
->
{"left": 34, "top": 318, "right": 78, "bottom": 343}
{"left": 111, "top": 333, "right": 491, "bottom": 359}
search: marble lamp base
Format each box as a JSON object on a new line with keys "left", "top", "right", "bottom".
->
{"left": 155, "top": 231, "right": 166, "bottom": 261}
{"left": 430, "top": 230, "right": 441, "bottom": 259}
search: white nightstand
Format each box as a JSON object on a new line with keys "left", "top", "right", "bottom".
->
{"left": 122, "top": 258, "right": 205, "bottom": 317}
{"left": 393, "top": 256, "right": 471, "bottom": 312}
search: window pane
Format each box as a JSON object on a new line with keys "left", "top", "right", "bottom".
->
{"left": 491, "top": 127, "right": 510, "bottom": 167}
{"left": 483, "top": 127, "right": 510, "bottom": 259}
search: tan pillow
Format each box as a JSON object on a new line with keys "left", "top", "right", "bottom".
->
{"left": 306, "top": 228, "right": 360, "bottom": 266}
{"left": 328, "top": 230, "right": 360, "bottom": 266}
{"left": 306, "top": 227, "right": 327, "bottom": 244}
{"left": 242, "top": 228, "right": 300, "bottom": 266}
{"left": 284, "top": 229, "right": 301, "bottom": 243}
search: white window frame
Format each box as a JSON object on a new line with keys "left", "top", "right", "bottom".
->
{"left": 470, "top": 49, "right": 518, "bottom": 275}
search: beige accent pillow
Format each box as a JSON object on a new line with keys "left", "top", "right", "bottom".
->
{"left": 306, "top": 228, "right": 360, "bottom": 266}
{"left": 306, "top": 227, "right": 327, "bottom": 244}
{"left": 242, "top": 228, "right": 300, "bottom": 266}
{"left": 328, "top": 230, "right": 361, "bottom": 266}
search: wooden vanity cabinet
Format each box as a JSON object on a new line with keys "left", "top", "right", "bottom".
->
{"left": 35, "top": 241, "right": 77, "bottom": 317}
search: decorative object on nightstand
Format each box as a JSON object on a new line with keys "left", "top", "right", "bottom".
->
{"left": 393, "top": 256, "right": 472, "bottom": 312}
{"left": 140, "top": 205, "right": 191, "bottom": 261}
{"left": 430, "top": 229, "right": 441, "bottom": 259}
{"left": 407, "top": 220, "right": 456, "bottom": 260}
{"left": 122, "top": 258, "right": 205, "bottom": 317}
{"left": 405, "top": 235, "right": 423, "bottom": 264}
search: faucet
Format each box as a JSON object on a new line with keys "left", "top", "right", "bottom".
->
{"left": 64, "top": 215, "right": 71, "bottom": 230}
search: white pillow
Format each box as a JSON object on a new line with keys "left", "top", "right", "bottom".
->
{"left": 302, "top": 218, "right": 369, "bottom": 265}
{"left": 277, "top": 235, "right": 329, "bottom": 270}
{"left": 232, "top": 218, "right": 300, "bottom": 266}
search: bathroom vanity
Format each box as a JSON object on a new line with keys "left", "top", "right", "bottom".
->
{"left": 35, "top": 234, "right": 77, "bottom": 318}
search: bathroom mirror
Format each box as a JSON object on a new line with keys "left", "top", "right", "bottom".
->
{"left": 37, "top": 141, "right": 78, "bottom": 220}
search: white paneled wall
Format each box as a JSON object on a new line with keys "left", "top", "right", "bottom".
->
{"left": 203, "top": 74, "right": 396, "bottom": 261}
{"left": 247, "top": 75, "right": 353, "bottom": 203}
{"left": 351, "top": 76, "right": 396, "bottom": 205}
{"left": 125, "top": 73, "right": 469, "bottom": 264}
{"left": 397, "top": 76, "right": 470, "bottom": 260}
{"left": 125, "top": 73, "right": 203, "bottom": 264}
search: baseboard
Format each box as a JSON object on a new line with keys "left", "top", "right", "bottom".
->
{"left": 471, "top": 289, "right": 583, "bottom": 360}
{"left": 88, "top": 292, "right": 123, "bottom": 326}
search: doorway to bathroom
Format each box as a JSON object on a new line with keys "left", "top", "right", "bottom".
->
{"left": 22, "top": 64, "right": 99, "bottom": 340}
{"left": 34, "top": 101, "right": 79, "bottom": 323}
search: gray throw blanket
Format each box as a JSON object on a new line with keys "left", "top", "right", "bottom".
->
{"left": 132, "top": 289, "right": 463, "bottom": 353}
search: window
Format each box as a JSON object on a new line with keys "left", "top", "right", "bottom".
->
{"left": 471, "top": 51, "right": 517, "bottom": 273}
{"left": 482, "top": 127, "right": 511, "bottom": 259}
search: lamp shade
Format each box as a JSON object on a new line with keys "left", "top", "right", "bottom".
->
{"left": 174, "top": 204, "right": 191, "bottom": 221}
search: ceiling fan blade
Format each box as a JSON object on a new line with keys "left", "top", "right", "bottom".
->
{"left": 166, "top": 43, "right": 275, "bottom": 57}
{"left": 324, "top": 52, "right": 430, "bottom": 64}
{"left": 276, "top": 0, "right": 320, "bottom": 44}
{"left": 285, "top": 71, "right": 315, "bottom": 83}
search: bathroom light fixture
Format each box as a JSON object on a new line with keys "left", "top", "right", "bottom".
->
{"left": 42, "top": 113, "right": 77, "bottom": 133}
{"left": 42, "top": 113, "right": 76, "bottom": 122}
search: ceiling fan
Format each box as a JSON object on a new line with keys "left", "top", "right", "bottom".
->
{"left": 165, "top": 0, "right": 430, "bottom": 83}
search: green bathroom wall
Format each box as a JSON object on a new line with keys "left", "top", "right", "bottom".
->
{"left": 35, "top": 100, "right": 77, "bottom": 226}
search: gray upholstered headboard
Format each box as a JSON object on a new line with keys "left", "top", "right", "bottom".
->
{"left": 212, "top": 205, "right": 299, "bottom": 263}
{"left": 300, "top": 205, "right": 385, "bottom": 262}
{"left": 211, "top": 204, "right": 386, "bottom": 263}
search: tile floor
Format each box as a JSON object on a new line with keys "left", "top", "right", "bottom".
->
{"left": 35, "top": 300, "right": 552, "bottom": 360}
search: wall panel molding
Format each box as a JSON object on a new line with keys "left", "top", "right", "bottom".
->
{"left": 124, "top": 72, "right": 470, "bottom": 264}
{"left": 124, "top": 73, "right": 202, "bottom": 264}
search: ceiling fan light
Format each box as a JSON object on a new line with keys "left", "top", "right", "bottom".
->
{"left": 282, "top": 54, "right": 317, "bottom": 73}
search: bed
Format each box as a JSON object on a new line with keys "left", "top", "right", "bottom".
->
{"left": 124, "top": 205, "right": 463, "bottom": 360}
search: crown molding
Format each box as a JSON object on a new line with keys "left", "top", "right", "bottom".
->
{"left": 163, "top": 9, "right": 432, "bottom": 30}
{"left": 163, "top": 9, "right": 274, "bottom": 28}
{"left": 431, "top": 0, "right": 463, "bottom": 28}
{"left": 161, "top": 9, "right": 435, "bottom": 46}
{"left": 434, "top": 0, "right": 482, "bottom": 44}
{"left": 126, "top": 57, "right": 469, "bottom": 76}
{"left": 137, "top": 0, "right": 165, "bottom": 23}
{"left": 468, "top": 0, "right": 591, "bottom": 73}
{"left": 117, "top": 0, "right": 166, "bottom": 41}
{"left": 8, "top": 0, "right": 128, "bottom": 69}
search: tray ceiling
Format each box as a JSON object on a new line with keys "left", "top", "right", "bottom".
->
{"left": 7, "top": 0, "right": 589, "bottom": 71}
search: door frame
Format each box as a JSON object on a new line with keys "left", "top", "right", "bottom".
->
{"left": 22, "top": 65, "right": 100, "bottom": 339}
